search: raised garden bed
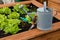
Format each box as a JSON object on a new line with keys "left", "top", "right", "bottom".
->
{"left": 0, "top": 0, "right": 60, "bottom": 40}
{"left": 0, "top": 3, "right": 37, "bottom": 38}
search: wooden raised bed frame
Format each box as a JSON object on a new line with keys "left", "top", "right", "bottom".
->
{"left": 0, "top": 0, "right": 60, "bottom": 40}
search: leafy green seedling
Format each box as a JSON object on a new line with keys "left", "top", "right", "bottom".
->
{"left": 3, "top": 7, "right": 11, "bottom": 14}
{"left": 29, "top": 12, "right": 36, "bottom": 19}
{"left": 13, "top": 4, "right": 29, "bottom": 14}
{"left": 25, "top": 15, "right": 32, "bottom": 23}
{"left": 0, "top": 14, "right": 7, "bottom": 30}
{"left": 3, "top": 19, "right": 21, "bottom": 34}
{"left": 0, "top": 8, "right": 4, "bottom": 14}
{"left": 8, "top": 12, "right": 20, "bottom": 19}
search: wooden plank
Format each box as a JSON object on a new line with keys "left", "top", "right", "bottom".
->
{"left": 31, "top": 0, "right": 43, "bottom": 7}
{"left": 30, "top": 29, "right": 60, "bottom": 40}
{"left": 0, "top": 22, "right": 60, "bottom": 40}
{"left": 0, "top": 1, "right": 31, "bottom": 8}
{"left": 48, "top": 1, "right": 60, "bottom": 12}
{"left": 49, "top": 0, "right": 60, "bottom": 4}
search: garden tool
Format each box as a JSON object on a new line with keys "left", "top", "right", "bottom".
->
{"left": 19, "top": 5, "right": 36, "bottom": 30}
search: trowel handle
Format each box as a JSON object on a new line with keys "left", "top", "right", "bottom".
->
{"left": 29, "top": 15, "right": 37, "bottom": 30}
{"left": 33, "top": 15, "right": 37, "bottom": 24}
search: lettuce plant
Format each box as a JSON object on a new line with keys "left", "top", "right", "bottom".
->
{"left": 3, "top": 19, "right": 21, "bottom": 34}
{"left": 2, "top": 7, "right": 11, "bottom": 14}
{"left": 25, "top": 15, "right": 32, "bottom": 23}
{"left": 8, "top": 12, "right": 20, "bottom": 19}
{"left": 13, "top": 4, "right": 29, "bottom": 14}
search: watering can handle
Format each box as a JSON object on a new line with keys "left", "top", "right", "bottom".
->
{"left": 53, "top": 9, "right": 58, "bottom": 16}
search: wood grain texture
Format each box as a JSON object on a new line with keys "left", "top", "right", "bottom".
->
{"left": 30, "top": 29, "right": 60, "bottom": 40}
{"left": 48, "top": 1, "right": 60, "bottom": 12}
{"left": 49, "top": 0, "right": 60, "bottom": 4}
{"left": 36, "top": 0, "right": 43, "bottom": 3}
{"left": 54, "top": 11, "right": 60, "bottom": 20}
{"left": 31, "top": 0, "right": 43, "bottom": 7}
{"left": 0, "top": 22, "right": 60, "bottom": 40}
{"left": 48, "top": 1, "right": 60, "bottom": 20}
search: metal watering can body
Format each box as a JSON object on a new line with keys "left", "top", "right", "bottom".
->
{"left": 37, "top": 8, "right": 53, "bottom": 30}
